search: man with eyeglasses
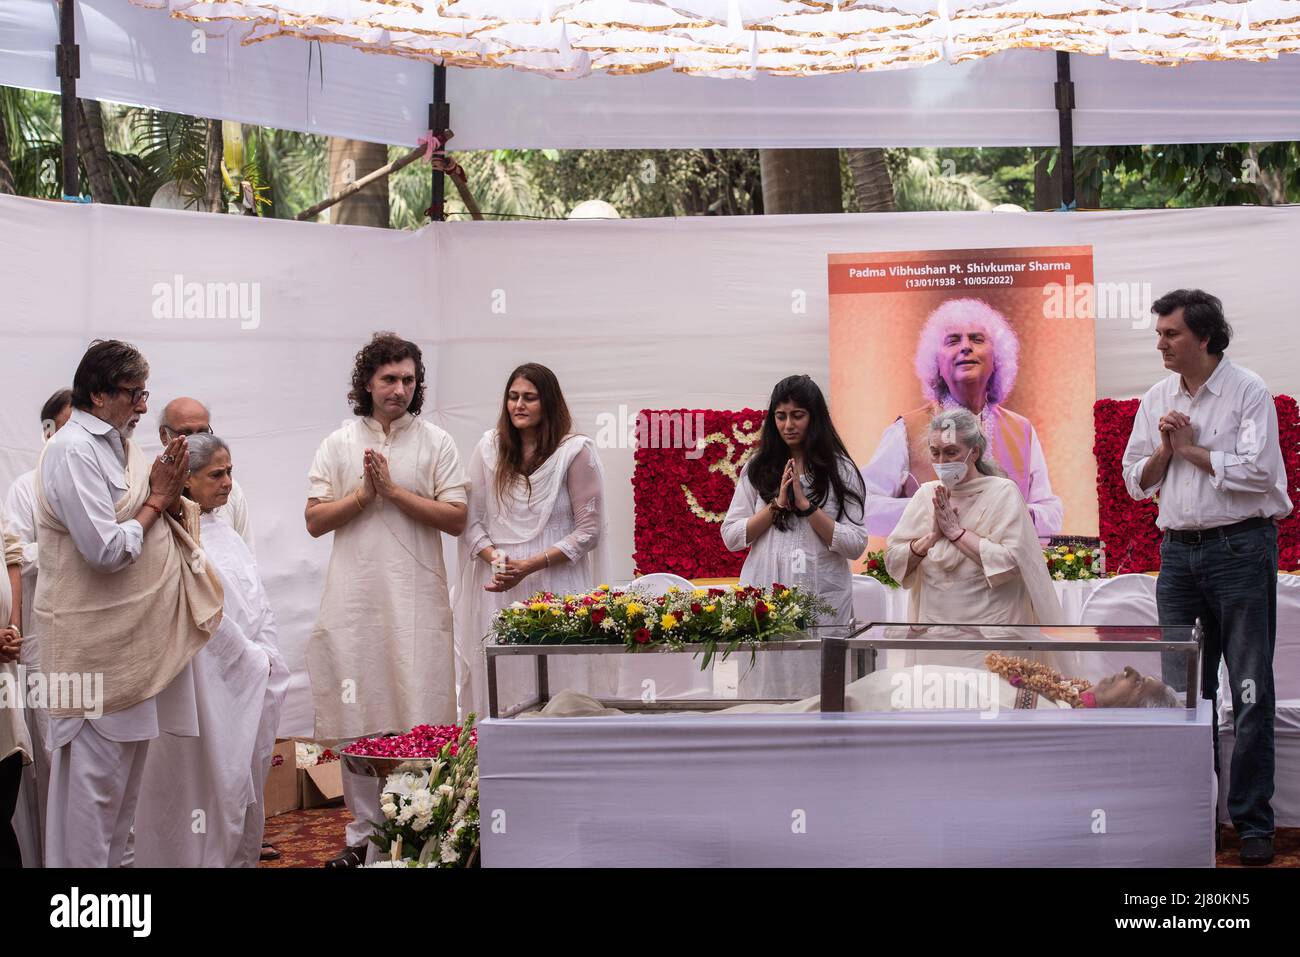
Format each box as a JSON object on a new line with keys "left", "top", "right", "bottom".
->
{"left": 158, "top": 397, "right": 254, "bottom": 554}
{"left": 33, "top": 339, "right": 223, "bottom": 867}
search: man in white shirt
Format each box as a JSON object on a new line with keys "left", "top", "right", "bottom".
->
{"left": 1122, "top": 289, "right": 1292, "bottom": 866}
{"left": 158, "top": 397, "right": 254, "bottom": 554}
{"left": 37, "top": 340, "right": 212, "bottom": 868}
{"left": 3, "top": 386, "right": 73, "bottom": 866}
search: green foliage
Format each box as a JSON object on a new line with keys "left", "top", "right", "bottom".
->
{"left": 3, "top": 84, "right": 1295, "bottom": 224}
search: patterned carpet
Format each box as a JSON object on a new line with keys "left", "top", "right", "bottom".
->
{"left": 259, "top": 803, "right": 350, "bottom": 868}
{"left": 259, "top": 804, "right": 1300, "bottom": 867}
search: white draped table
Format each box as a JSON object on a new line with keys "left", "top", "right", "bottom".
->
{"left": 479, "top": 701, "right": 1215, "bottom": 867}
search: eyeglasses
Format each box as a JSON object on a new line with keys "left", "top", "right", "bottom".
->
{"left": 113, "top": 386, "right": 150, "bottom": 405}
{"left": 163, "top": 425, "right": 213, "bottom": 438}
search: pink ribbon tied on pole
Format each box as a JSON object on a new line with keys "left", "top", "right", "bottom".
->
{"left": 417, "top": 130, "right": 444, "bottom": 162}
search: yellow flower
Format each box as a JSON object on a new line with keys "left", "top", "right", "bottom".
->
{"left": 598, "top": 584, "right": 610, "bottom": 592}
{"left": 1065, "top": 555, "right": 1075, "bottom": 563}
{"left": 661, "top": 613, "right": 679, "bottom": 630}
{"left": 1056, "top": 545, "right": 1068, "bottom": 554}
{"left": 576, "top": 607, "right": 589, "bottom": 617}
{"left": 667, "top": 586, "right": 680, "bottom": 594}
{"left": 693, "top": 589, "right": 708, "bottom": 598}
{"left": 528, "top": 602, "right": 548, "bottom": 612}
{"left": 704, "top": 604, "right": 716, "bottom": 613}
{"left": 550, "top": 608, "right": 563, "bottom": 617}
{"left": 780, "top": 589, "right": 791, "bottom": 597}
{"left": 624, "top": 602, "right": 643, "bottom": 618}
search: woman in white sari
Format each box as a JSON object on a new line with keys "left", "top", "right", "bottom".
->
{"left": 135, "top": 434, "right": 288, "bottom": 867}
{"left": 885, "top": 408, "right": 1063, "bottom": 668}
{"left": 454, "top": 363, "right": 613, "bottom": 718}
{"left": 721, "top": 375, "right": 868, "bottom": 699}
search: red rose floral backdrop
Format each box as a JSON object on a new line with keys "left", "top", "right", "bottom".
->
{"left": 633, "top": 409, "right": 766, "bottom": 578}
{"left": 1093, "top": 395, "right": 1300, "bottom": 574}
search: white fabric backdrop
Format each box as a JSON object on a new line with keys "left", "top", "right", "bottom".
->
{"left": 4, "top": 0, "right": 1300, "bottom": 148}
{"left": 3, "top": 194, "right": 1299, "bottom": 735}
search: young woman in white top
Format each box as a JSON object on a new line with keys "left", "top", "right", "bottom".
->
{"left": 721, "top": 375, "right": 868, "bottom": 698}
{"left": 455, "top": 363, "right": 611, "bottom": 717}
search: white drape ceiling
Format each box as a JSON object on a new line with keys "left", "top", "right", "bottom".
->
{"left": 131, "top": 0, "right": 1300, "bottom": 76}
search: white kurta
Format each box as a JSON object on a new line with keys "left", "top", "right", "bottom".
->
{"left": 37, "top": 409, "right": 201, "bottom": 868}
{"left": 885, "top": 476, "right": 1065, "bottom": 669}
{"left": 454, "top": 430, "right": 612, "bottom": 719}
{"left": 720, "top": 455, "right": 869, "bottom": 699}
{"left": 133, "top": 515, "right": 287, "bottom": 867}
{"left": 307, "top": 413, "right": 469, "bottom": 740}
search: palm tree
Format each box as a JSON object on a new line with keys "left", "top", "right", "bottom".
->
{"left": 326, "top": 139, "right": 389, "bottom": 227}
{"left": 844, "top": 148, "right": 896, "bottom": 212}
{"left": 759, "top": 149, "right": 843, "bottom": 214}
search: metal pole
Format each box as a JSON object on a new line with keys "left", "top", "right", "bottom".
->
{"left": 820, "top": 637, "right": 847, "bottom": 713}
{"left": 1054, "top": 51, "right": 1076, "bottom": 210}
{"left": 428, "top": 64, "right": 449, "bottom": 221}
{"left": 57, "top": 0, "right": 80, "bottom": 199}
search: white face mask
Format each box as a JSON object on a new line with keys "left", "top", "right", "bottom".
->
{"left": 933, "top": 452, "right": 972, "bottom": 488}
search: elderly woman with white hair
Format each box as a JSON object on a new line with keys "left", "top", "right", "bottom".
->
{"left": 885, "top": 408, "right": 1064, "bottom": 667}
{"left": 134, "top": 433, "right": 289, "bottom": 868}
{"left": 861, "top": 297, "right": 1063, "bottom": 538}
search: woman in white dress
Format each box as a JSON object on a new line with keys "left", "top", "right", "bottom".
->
{"left": 454, "top": 363, "right": 612, "bottom": 718}
{"left": 134, "top": 434, "right": 289, "bottom": 867}
{"left": 721, "top": 375, "right": 868, "bottom": 699}
{"left": 884, "top": 408, "right": 1064, "bottom": 668}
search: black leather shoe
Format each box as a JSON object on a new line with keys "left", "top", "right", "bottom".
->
{"left": 1240, "top": 836, "right": 1274, "bottom": 866}
{"left": 324, "top": 843, "right": 368, "bottom": 869}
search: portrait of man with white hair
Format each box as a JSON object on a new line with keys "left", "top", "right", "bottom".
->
{"left": 859, "top": 297, "right": 1063, "bottom": 538}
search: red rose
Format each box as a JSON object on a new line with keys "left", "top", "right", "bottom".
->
{"left": 754, "top": 601, "right": 769, "bottom": 618}
{"left": 867, "top": 559, "right": 879, "bottom": 571}
{"left": 582, "top": 596, "right": 595, "bottom": 606}
{"left": 772, "top": 582, "right": 787, "bottom": 591}
{"left": 690, "top": 602, "right": 703, "bottom": 615}
{"left": 591, "top": 607, "right": 607, "bottom": 626}
{"left": 633, "top": 627, "right": 650, "bottom": 644}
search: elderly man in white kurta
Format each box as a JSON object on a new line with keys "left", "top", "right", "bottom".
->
{"left": 35, "top": 340, "right": 222, "bottom": 868}
{"left": 305, "top": 333, "right": 468, "bottom": 867}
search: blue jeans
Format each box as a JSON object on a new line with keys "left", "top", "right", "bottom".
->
{"left": 1157, "top": 523, "right": 1277, "bottom": 840}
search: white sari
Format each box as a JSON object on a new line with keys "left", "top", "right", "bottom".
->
{"left": 134, "top": 515, "right": 288, "bottom": 867}
{"left": 885, "top": 476, "right": 1065, "bottom": 669}
{"left": 453, "top": 430, "right": 614, "bottom": 718}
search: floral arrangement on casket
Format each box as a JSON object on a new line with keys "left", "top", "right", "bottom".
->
{"left": 1093, "top": 395, "right": 1300, "bottom": 573}
{"left": 490, "top": 583, "right": 831, "bottom": 668}
{"left": 342, "top": 720, "right": 479, "bottom": 868}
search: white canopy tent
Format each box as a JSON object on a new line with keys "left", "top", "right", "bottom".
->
{"left": 2, "top": 0, "right": 1300, "bottom": 149}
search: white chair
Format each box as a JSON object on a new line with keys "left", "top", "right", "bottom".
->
{"left": 614, "top": 573, "right": 715, "bottom": 700}
{"left": 1218, "top": 574, "right": 1300, "bottom": 826}
{"left": 853, "top": 575, "right": 907, "bottom": 669}
{"left": 1076, "top": 573, "right": 1164, "bottom": 683}
{"left": 629, "top": 573, "right": 696, "bottom": 597}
